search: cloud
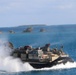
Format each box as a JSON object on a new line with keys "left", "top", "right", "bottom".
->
{"left": 57, "top": 4, "right": 73, "bottom": 10}
{"left": 0, "top": 0, "right": 75, "bottom": 14}
{"left": 0, "top": 0, "right": 57, "bottom": 13}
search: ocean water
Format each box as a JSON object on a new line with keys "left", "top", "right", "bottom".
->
{"left": 0, "top": 25, "right": 76, "bottom": 75}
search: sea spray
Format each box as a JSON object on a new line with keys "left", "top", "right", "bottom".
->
{"left": 1, "top": 57, "right": 33, "bottom": 72}
{"left": 0, "top": 40, "right": 34, "bottom": 72}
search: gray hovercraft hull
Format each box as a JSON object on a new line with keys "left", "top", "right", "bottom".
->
{"left": 27, "top": 57, "right": 74, "bottom": 69}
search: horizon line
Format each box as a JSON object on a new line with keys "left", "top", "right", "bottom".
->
{"left": 0, "top": 24, "right": 76, "bottom": 28}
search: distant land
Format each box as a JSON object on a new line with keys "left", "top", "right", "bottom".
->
{"left": 18, "top": 24, "right": 46, "bottom": 27}
{"left": 17, "top": 24, "right": 46, "bottom": 28}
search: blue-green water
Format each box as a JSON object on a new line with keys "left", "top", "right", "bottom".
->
{"left": 0, "top": 25, "right": 76, "bottom": 75}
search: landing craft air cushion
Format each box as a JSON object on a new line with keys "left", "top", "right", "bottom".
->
{"left": 8, "top": 42, "right": 73, "bottom": 69}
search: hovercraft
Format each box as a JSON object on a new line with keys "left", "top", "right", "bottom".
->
{"left": 10, "top": 43, "right": 73, "bottom": 69}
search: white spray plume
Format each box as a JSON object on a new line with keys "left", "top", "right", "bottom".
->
{"left": 0, "top": 39, "right": 34, "bottom": 72}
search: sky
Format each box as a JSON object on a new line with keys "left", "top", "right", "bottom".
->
{"left": 0, "top": 0, "right": 76, "bottom": 27}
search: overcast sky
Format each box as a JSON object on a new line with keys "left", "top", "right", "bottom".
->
{"left": 0, "top": 0, "right": 76, "bottom": 27}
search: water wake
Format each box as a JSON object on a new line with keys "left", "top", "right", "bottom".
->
{"left": 0, "top": 40, "right": 76, "bottom": 73}
{"left": 36, "top": 62, "right": 76, "bottom": 71}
